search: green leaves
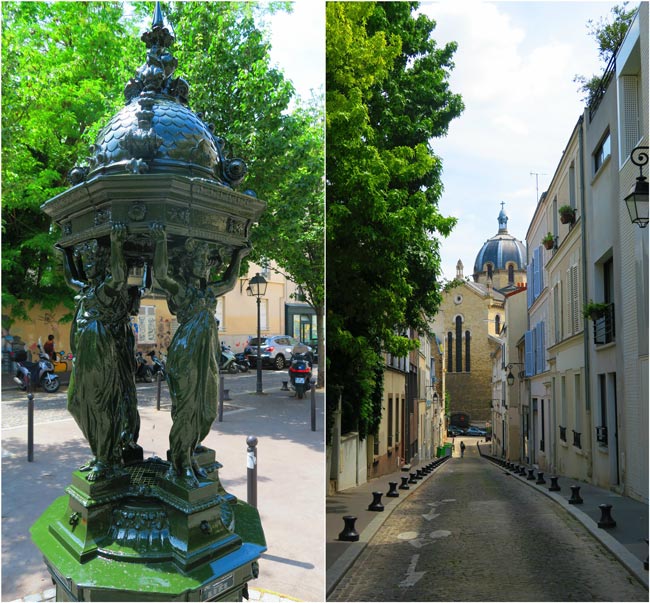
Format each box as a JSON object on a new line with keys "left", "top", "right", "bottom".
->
{"left": 326, "top": 1, "right": 463, "bottom": 438}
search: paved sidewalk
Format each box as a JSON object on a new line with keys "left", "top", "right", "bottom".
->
{"left": 2, "top": 371, "right": 324, "bottom": 602}
{"left": 326, "top": 439, "right": 648, "bottom": 597}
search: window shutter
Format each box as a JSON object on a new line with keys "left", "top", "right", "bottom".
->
{"left": 569, "top": 264, "right": 580, "bottom": 335}
{"left": 533, "top": 247, "right": 541, "bottom": 299}
{"left": 525, "top": 330, "right": 534, "bottom": 376}
{"left": 527, "top": 262, "right": 534, "bottom": 307}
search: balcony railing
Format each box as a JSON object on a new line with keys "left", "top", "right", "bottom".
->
{"left": 596, "top": 426, "right": 608, "bottom": 445}
{"left": 572, "top": 430, "right": 582, "bottom": 449}
{"left": 593, "top": 303, "right": 615, "bottom": 345}
{"left": 559, "top": 425, "right": 567, "bottom": 442}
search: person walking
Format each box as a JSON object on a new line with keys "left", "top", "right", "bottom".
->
{"left": 43, "top": 334, "right": 56, "bottom": 361}
{"left": 460, "top": 440, "right": 466, "bottom": 458}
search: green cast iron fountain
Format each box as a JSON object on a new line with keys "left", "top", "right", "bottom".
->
{"left": 31, "top": 4, "right": 266, "bottom": 600}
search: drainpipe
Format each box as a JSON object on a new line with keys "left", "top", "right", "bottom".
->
{"left": 578, "top": 115, "right": 592, "bottom": 475}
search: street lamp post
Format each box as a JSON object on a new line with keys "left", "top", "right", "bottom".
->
{"left": 247, "top": 273, "right": 268, "bottom": 395}
{"left": 624, "top": 146, "right": 649, "bottom": 228}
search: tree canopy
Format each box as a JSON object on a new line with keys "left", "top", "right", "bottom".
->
{"left": 574, "top": 2, "right": 637, "bottom": 105}
{"left": 326, "top": 1, "right": 463, "bottom": 438}
{"left": 1, "top": 0, "right": 324, "bottom": 363}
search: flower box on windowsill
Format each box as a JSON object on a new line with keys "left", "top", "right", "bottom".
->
{"left": 559, "top": 205, "right": 576, "bottom": 225}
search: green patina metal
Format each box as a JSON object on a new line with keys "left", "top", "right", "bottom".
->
{"left": 32, "top": 3, "right": 266, "bottom": 600}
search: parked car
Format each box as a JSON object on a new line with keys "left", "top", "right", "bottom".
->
{"left": 464, "top": 426, "right": 488, "bottom": 437}
{"left": 447, "top": 426, "right": 465, "bottom": 437}
{"left": 246, "top": 335, "right": 313, "bottom": 370}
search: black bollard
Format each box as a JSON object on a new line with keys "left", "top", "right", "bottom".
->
{"left": 281, "top": 380, "right": 289, "bottom": 391}
{"left": 527, "top": 469, "right": 536, "bottom": 480}
{"left": 246, "top": 436, "right": 258, "bottom": 508}
{"left": 399, "top": 476, "right": 410, "bottom": 490}
{"left": 416, "top": 469, "right": 423, "bottom": 479}
{"left": 518, "top": 465, "right": 527, "bottom": 476}
{"left": 338, "top": 516, "right": 360, "bottom": 542}
{"left": 408, "top": 472, "right": 418, "bottom": 484}
{"left": 568, "top": 485, "right": 583, "bottom": 505}
{"left": 156, "top": 371, "right": 162, "bottom": 411}
{"left": 386, "top": 482, "right": 399, "bottom": 498}
{"left": 536, "top": 472, "right": 546, "bottom": 485}
{"left": 218, "top": 375, "right": 225, "bottom": 423}
{"left": 597, "top": 504, "right": 616, "bottom": 528}
{"left": 310, "top": 379, "right": 316, "bottom": 432}
{"left": 549, "top": 476, "right": 561, "bottom": 492}
{"left": 368, "top": 491, "right": 384, "bottom": 512}
{"left": 27, "top": 391, "right": 34, "bottom": 462}
{"left": 224, "top": 388, "right": 231, "bottom": 401}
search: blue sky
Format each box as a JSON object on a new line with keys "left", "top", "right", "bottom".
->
{"left": 266, "top": 1, "right": 624, "bottom": 280}
{"left": 420, "top": 1, "right": 620, "bottom": 280}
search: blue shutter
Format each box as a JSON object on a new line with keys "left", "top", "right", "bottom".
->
{"left": 527, "top": 262, "right": 534, "bottom": 307}
{"left": 533, "top": 247, "right": 541, "bottom": 299}
{"left": 538, "top": 245, "right": 544, "bottom": 292}
{"left": 525, "top": 330, "right": 534, "bottom": 376}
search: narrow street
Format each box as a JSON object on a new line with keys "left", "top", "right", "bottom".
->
{"left": 328, "top": 445, "right": 648, "bottom": 602}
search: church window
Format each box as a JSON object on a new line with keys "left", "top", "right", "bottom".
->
{"left": 447, "top": 332, "right": 453, "bottom": 372}
{"left": 508, "top": 264, "right": 514, "bottom": 284}
{"left": 465, "top": 331, "right": 471, "bottom": 371}
{"left": 487, "top": 263, "right": 493, "bottom": 279}
{"left": 455, "top": 316, "right": 462, "bottom": 372}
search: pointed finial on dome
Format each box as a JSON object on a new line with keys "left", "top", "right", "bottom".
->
{"left": 152, "top": 1, "right": 164, "bottom": 29}
{"left": 456, "top": 259, "right": 464, "bottom": 279}
{"left": 498, "top": 202, "right": 508, "bottom": 233}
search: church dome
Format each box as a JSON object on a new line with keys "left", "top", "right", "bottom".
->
{"left": 473, "top": 204, "right": 526, "bottom": 279}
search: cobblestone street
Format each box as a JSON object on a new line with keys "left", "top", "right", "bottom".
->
{"left": 328, "top": 447, "right": 648, "bottom": 602}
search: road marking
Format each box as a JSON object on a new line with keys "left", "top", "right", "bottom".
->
{"left": 422, "top": 510, "right": 440, "bottom": 521}
{"left": 397, "top": 531, "right": 419, "bottom": 541}
{"left": 399, "top": 554, "right": 425, "bottom": 588}
{"left": 429, "top": 530, "right": 452, "bottom": 540}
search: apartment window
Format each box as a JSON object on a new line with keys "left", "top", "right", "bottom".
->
{"left": 553, "top": 282, "right": 561, "bottom": 343}
{"left": 594, "top": 131, "right": 611, "bottom": 173}
{"left": 395, "top": 399, "right": 401, "bottom": 445}
{"left": 598, "top": 374, "right": 607, "bottom": 443}
{"left": 215, "top": 298, "right": 224, "bottom": 331}
{"left": 136, "top": 305, "right": 156, "bottom": 344}
{"left": 574, "top": 373, "right": 583, "bottom": 430}
{"left": 568, "top": 264, "right": 580, "bottom": 335}
{"left": 455, "top": 317, "right": 463, "bottom": 372}
{"left": 569, "top": 164, "right": 576, "bottom": 209}
{"left": 560, "top": 375, "right": 567, "bottom": 427}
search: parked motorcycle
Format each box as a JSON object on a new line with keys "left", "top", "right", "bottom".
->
{"left": 146, "top": 350, "right": 166, "bottom": 381}
{"left": 219, "top": 344, "right": 239, "bottom": 374}
{"left": 135, "top": 351, "right": 154, "bottom": 383}
{"left": 288, "top": 353, "right": 312, "bottom": 399}
{"left": 12, "top": 344, "right": 60, "bottom": 393}
{"left": 234, "top": 351, "right": 250, "bottom": 373}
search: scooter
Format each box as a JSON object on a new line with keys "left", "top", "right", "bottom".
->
{"left": 220, "top": 344, "right": 239, "bottom": 374}
{"left": 288, "top": 353, "right": 312, "bottom": 399}
{"left": 135, "top": 351, "right": 154, "bottom": 383}
{"left": 234, "top": 351, "right": 250, "bottom": 373}
{"left": 146, "top": 350, "right": 166, "bottom": 381}
{"left": 13, "top": 344, "right": 60, "bottom": 393}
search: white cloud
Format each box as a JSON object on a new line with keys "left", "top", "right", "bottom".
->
{"left": 420, "top": 1, "right": 617, "bottom": 278}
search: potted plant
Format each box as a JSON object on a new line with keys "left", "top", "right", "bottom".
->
{"left": 542, "top": 232, "right": 555, "bottom": 250}
{"left": 582, "top": 300, "right": 610, "bottom": 320}
{"left": 559, "top": 204, "right": 576, "bottom": 224}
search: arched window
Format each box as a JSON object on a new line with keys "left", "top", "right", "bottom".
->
{"left": 455, "top": 316, "right": 462, "bottom": 372}
{"left": 465, "top": 331, "right": 471, "bottom": 371}
{"left": 487, "top": 263, "right": 493, "bottom": 279}
{"left": 495, "top": 315, "right": 501, "bottom": 334}
{"left": 447, "top": 332, "right": 453, "bottom": 372}
{"left": 508, "top": 264, "right": 515, "bottom": 284}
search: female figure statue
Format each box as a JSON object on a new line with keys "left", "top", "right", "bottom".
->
{"left": 64, "top": 223, "right": 140, "bottom": 482}
{"left": 151, "top": 223, "right": 250, "bottom": 487}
